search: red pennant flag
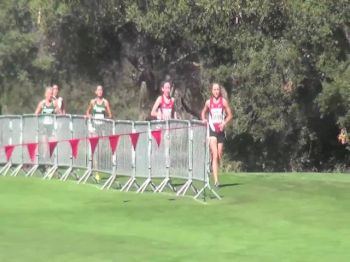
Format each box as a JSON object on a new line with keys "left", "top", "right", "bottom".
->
{"left": 108, "top": 135, "right": 120, "bottom": 154}
{"left": 27, "top": 143, "right": 38, "bottom": 162}
{"left": 151, "top": 129, "right": 162, "bottom": 147}
{"left": 69, "top": 139, "right": 80, "bottom": 159}
{"left": 129, "top": 132, "right": 140, "bottom": 150}
{"left": 5, "top": 145, "right": 15, "bottom": 161}
{"left": 88, "top": 136, "right": 99, "bottom": 156}
{"left": 48, "top": 141, "right": 58, "bottom": 158}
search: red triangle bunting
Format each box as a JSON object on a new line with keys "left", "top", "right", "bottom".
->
{"left": 69, "top": 139, "right": 80, "bottom": 159}
{"left": 5, "top": 145, "right": 15, "bottom": 161}
{"left": 88, "top": 136, "right": 99, "bottom": 156}
{"left": 27, "top": 143, "right": 38, "bottom": 162}
{"left": 108, "top": 135, "right": 120, "bottom": 154}
{"left": 129, "top": 132, "right": 140, "bottom": 150}
{"left": 151, "top": 129, "right": 162, "bottom": 147}
{"left": 48, "top": 141, "right": 58, "bottom": 158}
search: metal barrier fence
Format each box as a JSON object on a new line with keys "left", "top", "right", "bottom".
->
{"left": 0, "top": 114, "right": 219, "bottom": 200}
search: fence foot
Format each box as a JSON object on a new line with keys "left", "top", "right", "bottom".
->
{"left": 10, "top": 164, "right": 23, "bottom": 176}
{"left": 43, "top": 165, "right": 58, "bottom": 180}
{"left": 101, "top": 173, "right": 121, "bottom": 190}
{"left": 60, "top": 167, "right": 73, "bottom": 181}
{"left": 77, "top": 169, "right": 92, "bottom": 184}
{"left": 137, "top": 178, "right": 156, "bottom": 193}
{"left": 194, "top": 183, "right": 221, "bottom": 201}
{"left": 25, "top": 165, "right": 39, "bottom": 177}
{"left": 0, "top": 162, "right": 12, "bottom": 176}
{"left": 176, "top": 179, "right": 198, "bottom": 197}
{"left": 121, "top": 177, "right": 139, "bottom": 192}
{"left": 155, "top": 177, "right": 176, "bottom": 193}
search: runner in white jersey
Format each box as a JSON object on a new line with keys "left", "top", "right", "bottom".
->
{"left": 201, "top": 83, "right": 233, "bottom": 187}
{"left": 52, "top": 84, "right": 65, "bottom": 114}
{"left": 151, "top": 82, "right": 177, "bottom": 120}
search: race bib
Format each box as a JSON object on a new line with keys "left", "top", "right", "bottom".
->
{"left": 210, "top": 108, "right": 223, "bottom": 123}
{"left": 94, "top": 113, "right": 104, "bottom": 119}
{"left": 43, "top": 116, "right": 53, "bottom": 125}
{"left": 162, "top": 108, "right": 172, "bottom": 120}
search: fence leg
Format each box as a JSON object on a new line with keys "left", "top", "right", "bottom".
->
{"left": 10, "top": 164, "right": 23, "bottom": 176}
{"left": 155, "top": 177, "right": 176, "bottom": 193}
{"left": 194, "top": 183, "right": 221, "bottom": 200}
{"left": 176, "top": 179, "right": 198, "bottom": 196}
{"left": 101, "top": 172, "right": 119, "bottom": 190}
{"left": 25, "top": 165, "right": 39, "bottom": 177}
{"left": 137, "top": 178, "right": 156, "bottom": 193}
{"left": 43, "top": 165, "right": 58, "bottom": 180}
{"left": 77, "top": 169, "right": 92, "bottom": 184}
{"left": 0, "top": 162, "right": 11, "bottom": 176}
{"left": 60, "top": 167, "right": 73, "bottom": 181}
{"left": 121, "top": 176, "right": 139, "bottom": 192}
{"left": 47, "top": 165, "right": 58, "bottom": 180}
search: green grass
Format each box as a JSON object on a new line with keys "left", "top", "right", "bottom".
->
{"left": 1, "top": 173, "right": 350, "bottom": 262}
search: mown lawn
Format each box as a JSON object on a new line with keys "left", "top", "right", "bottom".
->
{"left": 0, "top": 173, "right": 350, "bottom": 262}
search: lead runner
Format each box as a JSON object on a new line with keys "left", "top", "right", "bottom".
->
{"left": 201, "top": 83, "right": 233, "bottom": 187}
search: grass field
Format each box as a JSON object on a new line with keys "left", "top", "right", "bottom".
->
{"left": 1, "top": 173, "right": 350, "bottom": 262}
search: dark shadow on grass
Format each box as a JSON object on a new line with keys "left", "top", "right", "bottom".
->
{"left": 173, "top": 183, "right": 186, "bottom": 187}
{"left": 219, "top": 183, "right": 241, "bottom": 188}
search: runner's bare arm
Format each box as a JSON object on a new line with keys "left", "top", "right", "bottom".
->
{"left": 34, "top": 101, "right": 43, "bottom": 115}
{"left": 151, "top": 97, "right": 161, "bottom": 118}
{"left": 201, "top": 100, "right": 210, "bottom": 123}
{"left": 53, "top": 100, "right": 62, "bottom": 115}
{"left": 85, "top": 100, "right": 94, "bottom": 118}
{"left": 61, "top": 99, "right": 66, "bottom": 114}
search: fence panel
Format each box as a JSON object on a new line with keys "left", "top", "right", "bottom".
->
{"left": 168, "top": 120, "right": 190, "bottom": 180}
{"left": 22, "top": 115, "right": 38, "bottom": 165}
{"left": 0, "top": 115, "right": 208, "bottom": 188}
{"left": 90, "top": 118, "right": 114, "bottom": 174}
{"left": 191, "top": 120, "right": 208, "bottom": 182}
{"left": 37, "top": 114, "right": 56, "bottom": 165}
{"left": 8, "top": 116, "right": 23, "bottom": 165}
{"left": 150, "top": 121, "right": 168, "bottom": 178}
{"left": 56, "top": 115, "right": 72, "bottom": 167}
{"left": 134, "top": 121, "right": 149, "bottom": 178}
{"left": 0, "top": 117, "right": 3, "bottom": 164}
{"left": 71, "top": 115, "right": 88, "bottom": 169}
{"left": 114, "top": 121, "right": 133, "bottom": 176}
{"left": 0, "top": 116, "right": 10, "bottom": 164}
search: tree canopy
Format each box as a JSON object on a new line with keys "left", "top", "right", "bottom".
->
{"left": 0, "top": 0, "right": 349, "bottom": 171}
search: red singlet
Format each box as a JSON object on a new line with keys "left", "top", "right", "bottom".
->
{"left": 208, "top": 97, "right": 225, "bottom": 133}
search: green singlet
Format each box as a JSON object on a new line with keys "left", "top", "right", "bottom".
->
{"left": 41, "top": 101, "right": 55, "bottom": 114}
{"left": 41, "top": 101, "right": 55, "bottom": 134}
{"left": 92, "top": 99, "right": 106, "bottom": 119}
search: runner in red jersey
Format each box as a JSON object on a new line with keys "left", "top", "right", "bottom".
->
{"left": 151, "top": 82, "right": 177, "bottom": 120}
{"left": 201, "top": 83, "right": 233, "bottom": 187}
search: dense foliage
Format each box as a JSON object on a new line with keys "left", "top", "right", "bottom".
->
{"left": 0, "top": 0, "right": 349, "bottom": 171}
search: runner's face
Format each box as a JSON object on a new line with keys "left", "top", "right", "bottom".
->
{"left": 45, "top": 89, "right": 53, "bottom": 100}
{"left": 212, "top": 84, "right": 221, "bottom": 98}
{"left": 162, "top": 83, "right": 171, "bottom": 97}
{"left": 95, "top": 86, "right": 103, "bottom": 98}
{"left": 52, "top": 86, "right": 59, "bottom": 97}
